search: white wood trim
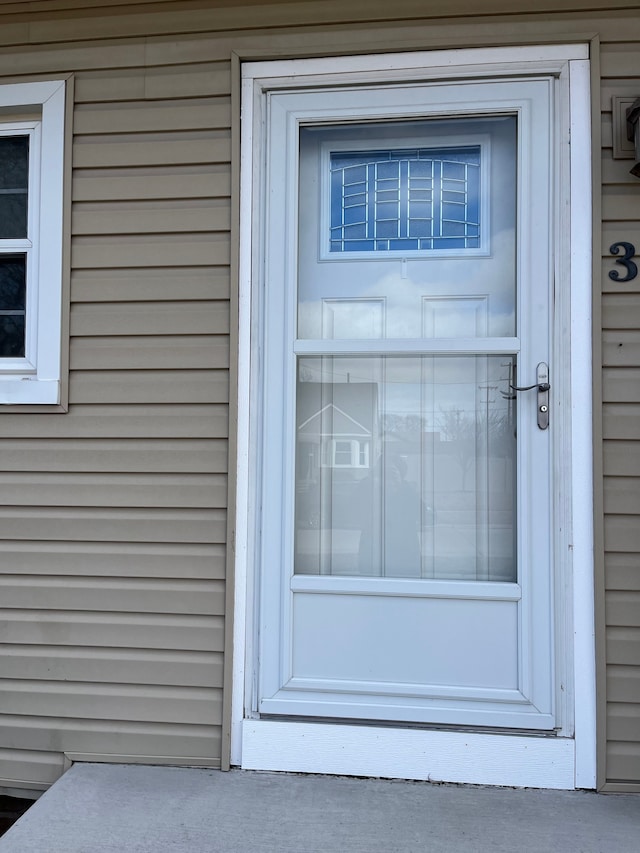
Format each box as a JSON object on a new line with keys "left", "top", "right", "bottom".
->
{"left": 0, "top": 78, "right": 65, "bottom": 405}
{"left": 231, "top": 73, "right": 257, "bottom": 765}
{"left": 242, "top": 720, "right": 576, "bottom": 790}
{"left": 568, "top": 58, "right": 596, "bottom": 790}
{"left": 243, "top": 45, "right": 589, "bottom": 83}
{"left": 233, "top": 46, "right": 595, "bottom": 787}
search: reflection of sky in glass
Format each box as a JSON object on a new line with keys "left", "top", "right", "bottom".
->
{"left": 298, "top": 117, "right": 516, "bottom": 340}
{"left": 299, "top": 356, "right": 513, "bottom": 431}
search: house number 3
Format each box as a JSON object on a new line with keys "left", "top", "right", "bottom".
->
{"left": 609, "top": 241, "right": 638, "bottom": 282}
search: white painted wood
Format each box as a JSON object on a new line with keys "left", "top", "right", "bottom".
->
{"left": 234, "top": 45, "right": 595, "bottom": 787}
{"left": 568, "top": 58, "right": 596, "bottom": 790}
{"left": 258, "top": 74, "right": 554, "bottom": 728}
{"left": 242, "top": 720, "right": 576, "bottom": 790}
{"left": 0, "top": 79, "right": 66, "bottom": 405}
{"left": 244, "top": 44, "right": 588, "bottom": 84}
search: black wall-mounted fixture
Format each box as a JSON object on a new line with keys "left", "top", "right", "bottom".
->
{"left": 627, "top": 98, "right": 640, "bottom": 178}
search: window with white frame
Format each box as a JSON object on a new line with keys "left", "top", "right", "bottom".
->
{"left": 0, "top": 79, "right": 66, "bottom": 405}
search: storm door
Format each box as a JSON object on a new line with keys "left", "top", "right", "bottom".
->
{"left": 257, "top": 77, "right": 556, "bottom": 729}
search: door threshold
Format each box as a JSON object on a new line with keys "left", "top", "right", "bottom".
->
{"left": 242, "top": 719, "right": 576, "bottom": 790}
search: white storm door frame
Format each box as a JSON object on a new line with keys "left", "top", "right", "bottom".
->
{"left": 234, "top": 45, "right": 595, "bottom": 790}
{"left": 259, "top": 79, "right": 552, "bottom": 728}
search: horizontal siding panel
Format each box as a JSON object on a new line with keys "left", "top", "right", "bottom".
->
{"left": 603, "top": 404, "right": 640, "bottom": 440}
{"left": 0, "top": 716, "right": 220, "bottom": 760}
{"left": 0, "top": 541, "right": 225, "bottom": 578}
{"left": 71, "top": 234, "right": 230, "bottom": 268}
{"left": 0, "top": 405, "right": 228, "bottom": 440}
{"left": 607, "top": 628, "right": 640, "bottom": 665}
{"left": 605, "top": 553, "right": 640, "bottom": 590}
{"left": 603, "top": 368, "right": 640, "bottom": 403}
{"left": 602, "top": 185, "right": 640, "bottom": 221}
{"left": 70, "top": 335, "right": 230, "bottom": 370}
{"left": 0, "top": 43, "right": 146, "bottom": 76}
{"left": 607, "top": 591, "right": 640, "bottom": 627}
{"left": 74, "top": 63, "right": 231, "bottom": 102}
{"left": 0, "top": 681, "right": 221, "bottom": 726}
{"left": 0, "top": 747, "right": 63, "bottom": 788}
{"left": 601, "top": 45, "right": 640, "bottom": 77}
{"left": 72, "top": 137, "right": 230, "bottom": 168}
{"left": 0, "top": 472, "right": 227, "bottom": 508}
{"left": 605, "top": 517, "right": 640, "bottom": 554}
{"left": 604, "top": 477, "right": 640, "bottom": 515}
{"left": 0, "top": 507, "right": 226, "bottom": 544}
{"left": 607, "top": 704, "right": 640, "bottom": 743}
{"left": 69, "top": 370, "right": 229, "bottom": 405}
{"left": 0, "top": 439, "right": 227, "bottom": 473}
{"left": 71, "top": 203, "right": 230, "bottom": 235}
{"left": 0, "top": 611, "right": 224, "bottom": 652}
{"left": 605, "top": 741, "right": 640, "bottom": 784}
{"left": 25, "top": 0, "right": 640, "bottom": 46}
{"left": 604, "top": 440, "right": 640, "bottom": 476}
{"left": 145, "top": 63, "right": 232, "bottom": 99}
{"left": 70, "top": 303, "right": 229, "bottom": 336}
{"left": 603, "top": 295, "right": 640, "bottom": 329}
{"left": 72, "top": 169, "right": 231, "bottom": 202}
{"left": 602, "top": 331, "right": 640, "bottom": 367}
{"left": 70, "top": 270, "right": 229, "bottom": 302}
{"left": 0, "top": 576, "right": 225, "bottom": 615}
{"left": 601, "top": 157, "right": 640, "bottom": 185}
{"left": 0, "top": 646, "right": 223, "bottom": 688}
{"left": 74, "top": 100, "right": 230, "bottom": 134}
{"left": 607, "top": 664, "right": 640, "bottom": 702}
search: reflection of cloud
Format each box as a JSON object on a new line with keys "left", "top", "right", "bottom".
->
{"left": 298, "top": 227, "right": 516, "bottom": 339}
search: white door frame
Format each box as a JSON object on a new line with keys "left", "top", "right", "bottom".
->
{"left": 233, "top": 45, "right": 595, "bottom": 790}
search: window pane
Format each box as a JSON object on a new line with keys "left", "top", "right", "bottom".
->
{"left": 0, "top": 136, "right": 29, "bottom": 238}
{"left": 0, "top": 254, "right": 26, "bottom": 357}
{"left": 294, "top": 355, "right": 516, "bottom": 582}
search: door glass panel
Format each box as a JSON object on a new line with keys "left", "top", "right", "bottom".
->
{"left": 297, "top": 116, "right": 516, "bottom": 340}
{"left": 294, "top": 355, "right": 516, "bottom": 582}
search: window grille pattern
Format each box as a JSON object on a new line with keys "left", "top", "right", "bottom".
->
{"left": 329, "top": 147, "right": 481, "bottom": 253}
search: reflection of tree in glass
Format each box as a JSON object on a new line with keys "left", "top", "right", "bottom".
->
{"left": 0, "top": 136, "right": 29, "bottom": 239}
{"left": 438, "top": 405, "right": 512, "bottom": 489}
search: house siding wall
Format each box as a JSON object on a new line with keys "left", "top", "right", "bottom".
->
{"left": 0, "top": 0, "right": 635, "bottom": 792}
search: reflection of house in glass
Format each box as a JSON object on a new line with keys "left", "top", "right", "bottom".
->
{"left": 295, "top": 382, "right": 379, "bottom": 575}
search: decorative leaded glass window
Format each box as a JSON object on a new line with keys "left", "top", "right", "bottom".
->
{"left": 329, "top": 147, "right": 480, "bottom": 253}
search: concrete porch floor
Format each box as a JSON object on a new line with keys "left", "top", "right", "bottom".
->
{"left": 0, "top": 763, "right": 638, "bottom": 852}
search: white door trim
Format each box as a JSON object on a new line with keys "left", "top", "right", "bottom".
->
{"left": 233, "top": 45, "right": 595, "bottom": 790}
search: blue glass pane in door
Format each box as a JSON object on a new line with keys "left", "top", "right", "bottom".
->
{"left": 330, "top": 147, "right": 480, "bottom": 252}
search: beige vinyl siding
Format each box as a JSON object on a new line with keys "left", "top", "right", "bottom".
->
{"left": 0, "top": 48, "right": 232, "bottom": 793}
{"left": 0, "top": 0, "right": 636, "bottom": 792}
{"left": 601, "top": 37, "right": 640, "bottom": 789}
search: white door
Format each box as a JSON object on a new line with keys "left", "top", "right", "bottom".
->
{"left": 257, "top": 76, "right": 555, "bottom": 729}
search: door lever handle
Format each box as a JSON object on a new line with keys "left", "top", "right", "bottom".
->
{"left": 509, "top": 363, "right": 550, "bottom": 430}
{"left": 509, "top": 381, "right": 550, "bottom": 392}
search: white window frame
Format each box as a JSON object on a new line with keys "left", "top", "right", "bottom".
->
{"left": 0, "top": 79, "right": 66, "bottom": 405}
{"left": 234, "top": 45, "right": 595, "bottom": 790}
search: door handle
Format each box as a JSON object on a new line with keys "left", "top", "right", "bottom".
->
{"left": 509, "top": 362, "right": 550, "bottom": 430}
